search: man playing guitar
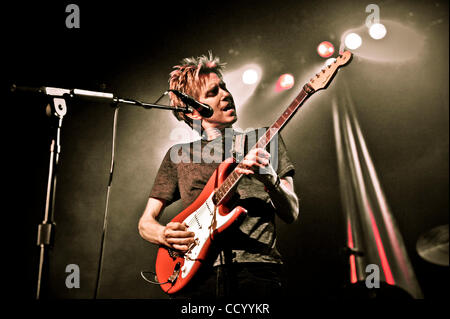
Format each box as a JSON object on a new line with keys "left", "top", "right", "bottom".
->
{"left": 138, "top": 52, "right": 299, "bottom": 299}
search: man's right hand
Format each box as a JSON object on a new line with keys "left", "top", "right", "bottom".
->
{"left": 139, "top": 198, "right": 196, "bottom": 252}
{"left": 160, "top": 222, "right": 195, "bottom": 252}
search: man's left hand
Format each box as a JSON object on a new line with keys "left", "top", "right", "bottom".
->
{"left": 235, "top": 148, "right": 278, "bottom": 187}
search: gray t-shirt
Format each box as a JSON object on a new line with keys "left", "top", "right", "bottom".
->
{"left": 149, "top": 129, "right": 295, "bottom": 265}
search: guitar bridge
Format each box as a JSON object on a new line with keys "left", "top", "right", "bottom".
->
{"left": 184, "top": 238, "right": 201, "bottom": 262}
{"left": 167, "top": 247, "right": 184, "bottom": 260}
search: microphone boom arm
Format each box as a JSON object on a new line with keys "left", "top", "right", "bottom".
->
{"left": 112, "top": 96, "right": 192, "bottom": 113}
{"left": 10, "top": 84, "right": 193, "bottom": 113}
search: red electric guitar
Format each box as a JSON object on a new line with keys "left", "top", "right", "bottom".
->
{"left": 155, "top": 51, "right": 353, "bottom": 294}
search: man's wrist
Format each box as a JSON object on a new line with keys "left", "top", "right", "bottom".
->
{"left": 264, "top": 175, "right": 281, "bottom": 192}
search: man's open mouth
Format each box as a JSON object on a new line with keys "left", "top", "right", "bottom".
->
{"left": 223, "top": 104, "right": 234, "bottom": 111}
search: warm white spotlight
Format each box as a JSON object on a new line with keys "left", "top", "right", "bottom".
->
{"left": 344, "top": 33, "right": 362, "bottom": 50}
{"left": 339, "top": 20, "right": 425, "bottom": 62}
{"left": 223, "top": 63, "right": 262, "bottom": 107}
{"left": 242, "top": 69, "right": 259, "bottom": 85}
{"left": 369, "top": 23, "right": 387, "bottom": 40}
{"left": 280, "top": 74, "right": 294, "bottom": 88}
{"left": 318, "top": 44, "right": 328, "bottom": 55}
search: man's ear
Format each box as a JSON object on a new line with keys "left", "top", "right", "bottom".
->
{"left": 185, "top": 110, "right": 202, "bottom": 121}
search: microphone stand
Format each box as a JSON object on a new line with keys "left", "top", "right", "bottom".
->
{"left": 10, "top": 85, "right": 191, "bottom": 299}
{"left": 35, "top": 95, "right": 67, "bottom": 300}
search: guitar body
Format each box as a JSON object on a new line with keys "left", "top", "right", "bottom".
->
{"left": 155, "top": 159, "right": 247, "bottom": 294}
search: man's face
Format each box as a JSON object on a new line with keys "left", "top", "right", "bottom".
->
{"left": 197, "top": 72, "right": 237, "bottom": 130}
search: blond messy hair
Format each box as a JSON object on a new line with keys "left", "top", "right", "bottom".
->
{"left": 169, "top": 51, "right": 226, "bottom": 127}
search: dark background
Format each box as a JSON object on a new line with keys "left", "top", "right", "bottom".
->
{"left": 3, "top": 0, "right": 448, "bottom": 300}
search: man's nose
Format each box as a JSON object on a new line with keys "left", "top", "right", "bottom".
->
{"left": 220, "top": 88, "right": 231, "bottom": 100}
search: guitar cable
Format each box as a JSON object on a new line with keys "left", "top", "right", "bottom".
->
{"left": 140, "top": 270, "right": 170, "bottom": 285}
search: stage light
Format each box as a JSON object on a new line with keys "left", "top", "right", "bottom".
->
{"left": 340, "top": 20, "right": 424, "bottom": 62}
{"left": 344, "top": 33, "right": 362, "bottom": 50}
{"left": 275, "top": 73, "right": 295, "bottom": 92}
{"left": 317, "top": 41, "right": 335, "bottom": 58}
{"left": 223, "top": 63, "right": 262, "bottom": 107}
{"left": 369, "top": 23, "right": 387, "bottom": 40}
{"left": 242, "top": 69, "right": 259, "bottom": 85}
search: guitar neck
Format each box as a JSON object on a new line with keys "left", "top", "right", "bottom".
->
{"left": 253, "top": 83, "right": 314, "bottom": 150}
{"left": 213, "top": 83, "right": 315, "bottom": 205}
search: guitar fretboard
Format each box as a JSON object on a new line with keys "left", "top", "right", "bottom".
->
{"left": 213, "top": 84, "right": 314, "bottom": 205}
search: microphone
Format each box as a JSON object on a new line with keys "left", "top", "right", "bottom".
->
{"left": 168, "top": 90, "right": 214, "bottom": 118}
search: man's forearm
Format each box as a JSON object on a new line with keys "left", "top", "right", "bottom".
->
{"left": 138, "top": 216, "right": 166, "bottom": 245}
{"left": 267, "top": 177, "right": 299, "bottom": 224}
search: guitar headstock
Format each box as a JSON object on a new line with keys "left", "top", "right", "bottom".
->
{"left": 307, "top": 51, "right": 352, "bottom": 92}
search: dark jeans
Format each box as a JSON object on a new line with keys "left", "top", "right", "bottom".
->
{"left": 171, "top": 262, "right": 283, "bottom": 300}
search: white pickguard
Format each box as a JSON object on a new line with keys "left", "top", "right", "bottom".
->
{"left": 180, "top": 193, "right": 244, "bottom": 278}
